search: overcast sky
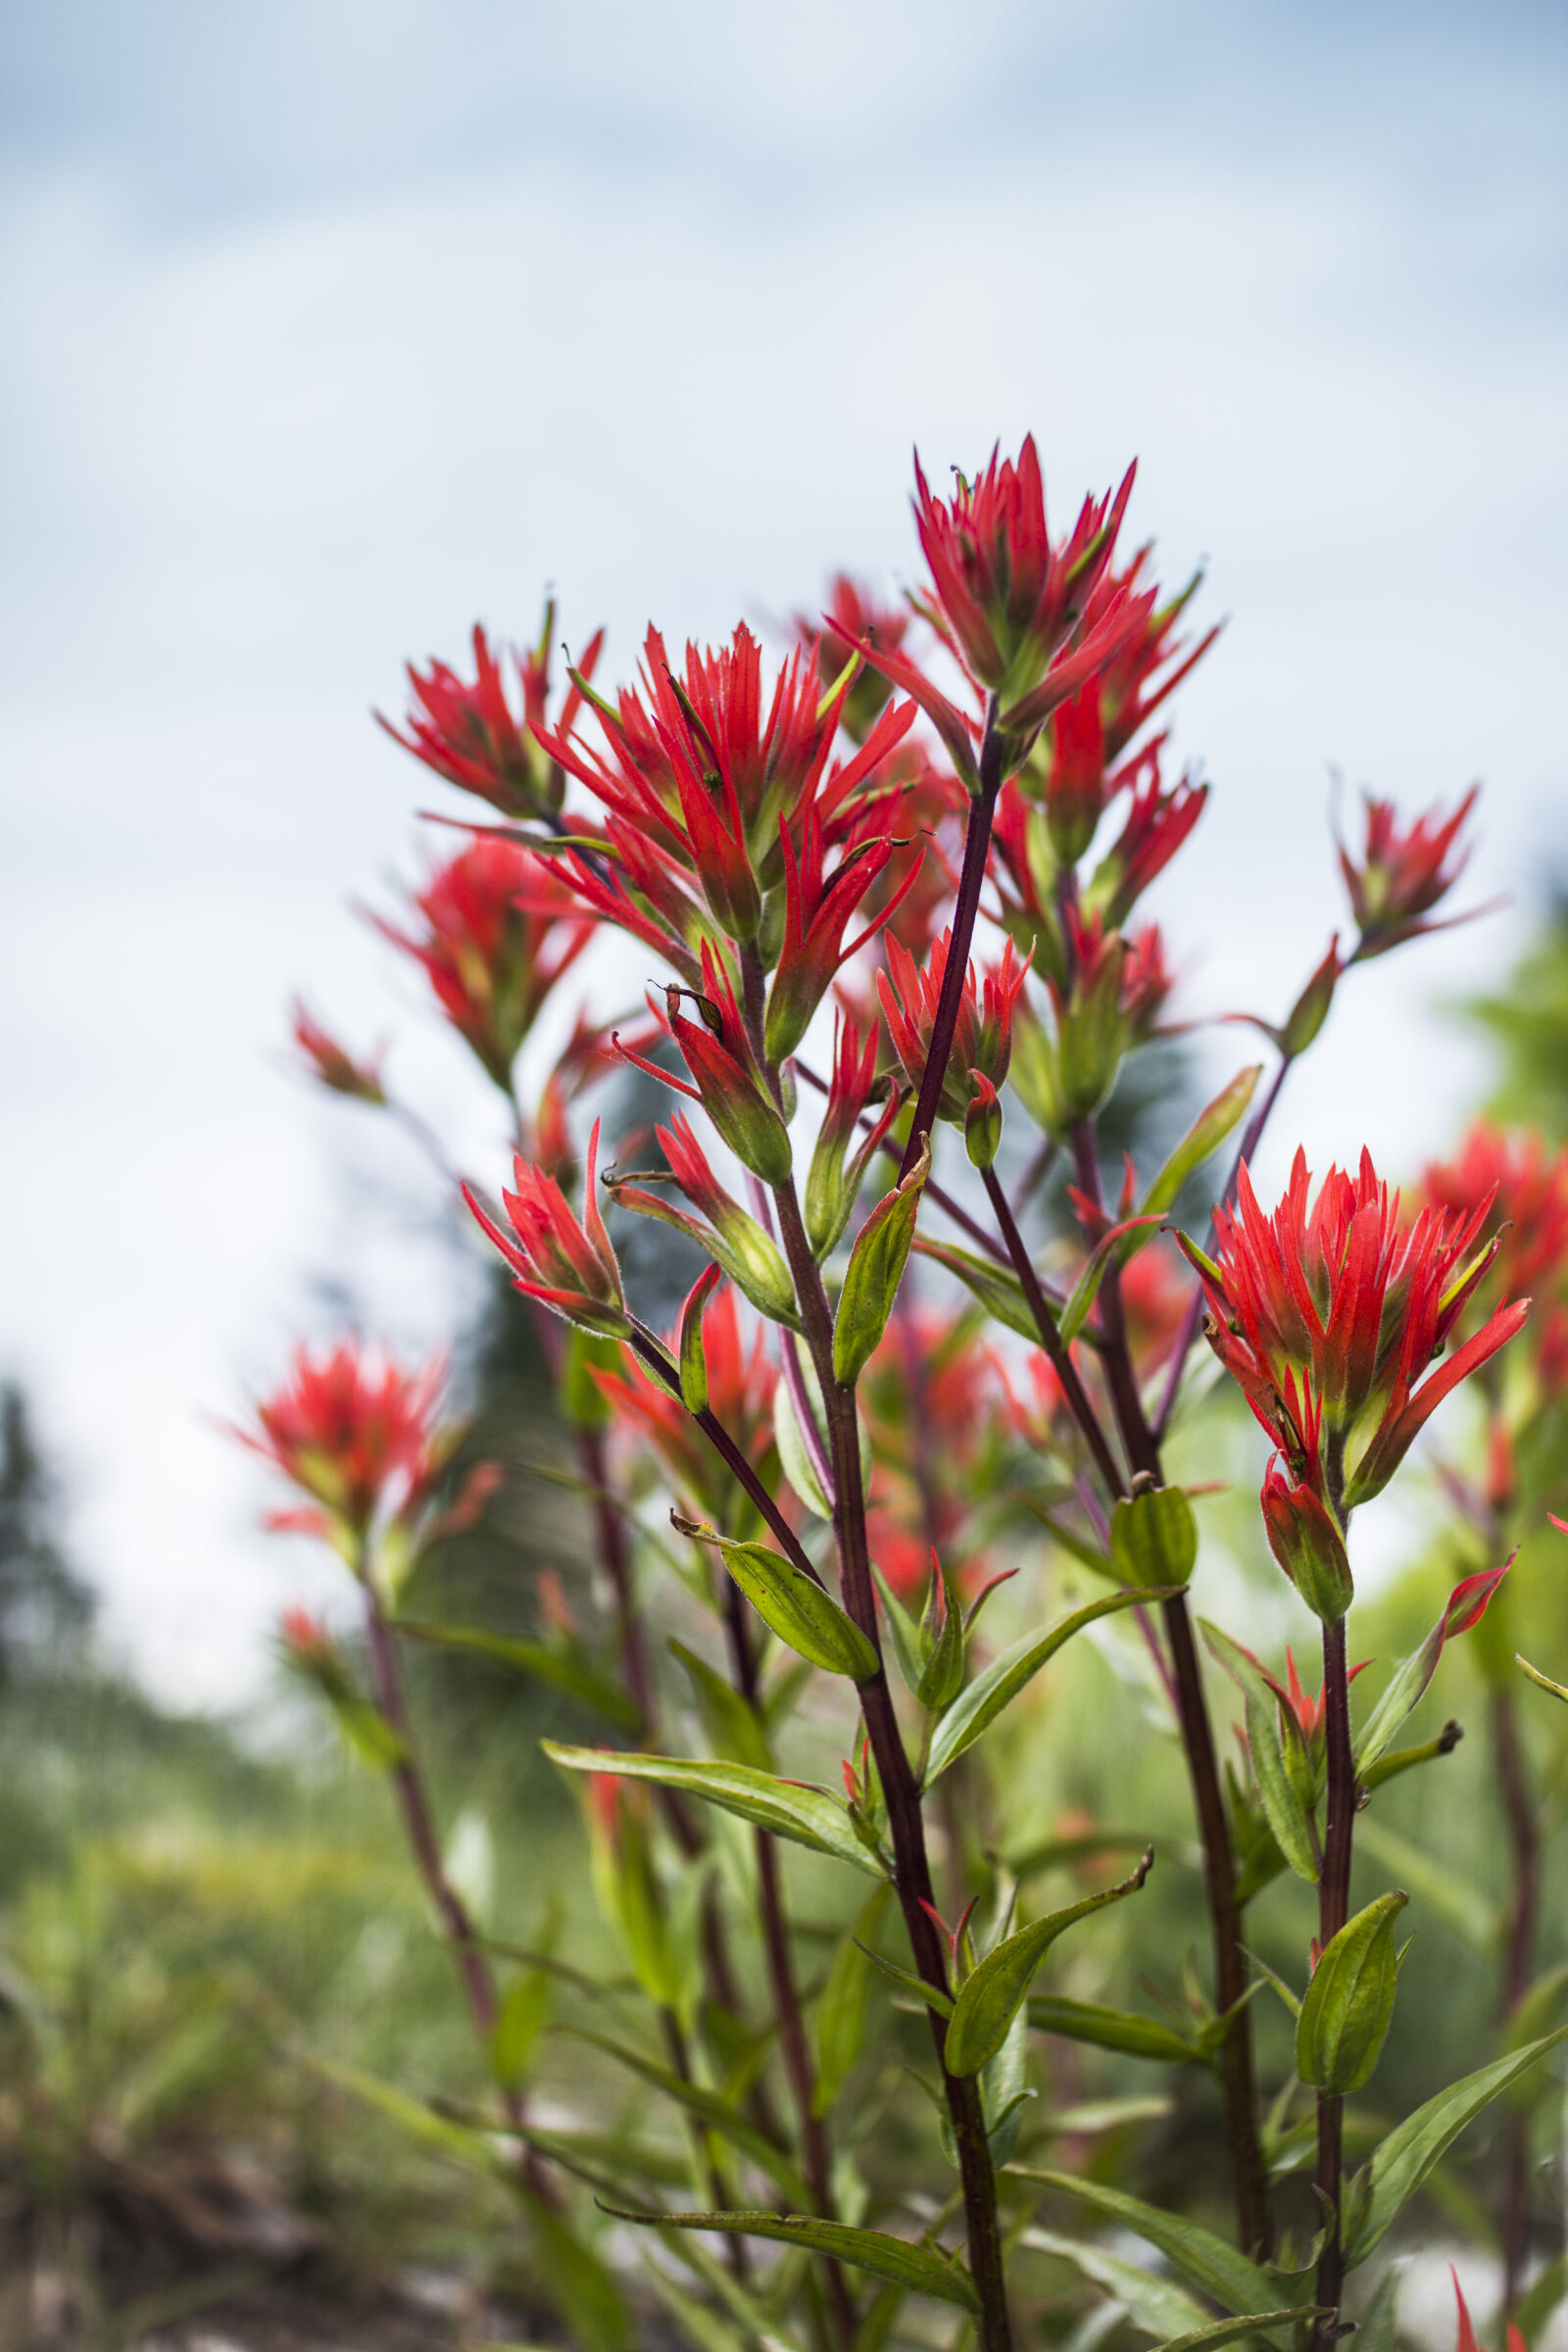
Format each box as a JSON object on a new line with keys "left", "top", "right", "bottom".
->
{"left": 2, "top": 0, "right": 1564, "bottom": 1707}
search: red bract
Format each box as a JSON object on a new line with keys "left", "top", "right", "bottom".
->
{"left": 1339, "top": 785, "right": 1481, "bottom": 957}
{"left": 370, "top": 839, "right": 593, "bottom": 1091}
{"left": 291, "top": 1000, "right": 386, "bottom": 1103}
{"left": 617, "top": 948, "right": 794, "bottom": 1185}
{"left": 878, "top": 928, "right": 1029, "bottom": 1125}
{"left": 1085, "top": 745, "right": 1208, "bottom": 930}
{"left": 464, "top": 1119, "right": 630, "bottom": 1337}
{"left": 1423, "top": 1123, "right": 1568, "bottom": 1305}
{"left": 605, "top": 1114, "right": 800, "bottom": 1326}
{"left": 381, "top": 609, "right": 605, "bottom": 820}
{"left": 1181, "top": 1147, "right": 1530, "bottom": 1510}
{"left": 796, "top": 576, "right": 909, "bottom": 741}
{"left": 1450, "top": 2269, "right": 1525, "bottom": 2352}
{"left": 537, "top": 623, "right": 915, "bottom": 947}
{"left": 236, "top": 1340, "right": 448, "bottom": 1540}
{"left": 805, "top": 1012, "right": 901, "bottom": 1257}
{"left": 1257, "top": 1646, "right": 1371, "bottom": 1747}
{"left": 765, "top": 799, "right": 925, "bottom": 1062}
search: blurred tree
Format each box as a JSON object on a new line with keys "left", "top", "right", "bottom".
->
{"left": 1465, "top": 892, "right": 1568, "bottom": 1139}
{"left": 0, "top": 1383, "right": 93, "bottom": 1682}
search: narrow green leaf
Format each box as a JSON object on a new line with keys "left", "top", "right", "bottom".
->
{"left": 1060, "top": 1214, "right": 1166, "bottom": 1342}
{"left": 669, "top": 1640, "right": 772, "bottom": 1773}
{"left": 1010, "top": 2170, "right": 1288, "bottom": 2328}
{"left": 1343, "top": 2025, "right": 1568, "bottom": 2264}
{"left": 598, "top": 2207, "right": 981, "bottom": 2313}
{"left": 813, "top": 1886, "right": 892, "bottom": 2117}
{"left": 327, "top": 1692, "right": 406, "bottom": 1770}
{"left": 1026, "top": 1994, "right": 1201, "bottom": 2065}
{"left": 1010, "top": 1830, "right": 1153, "bottom": 1881}
{"left": 856, "top": 1940, "right": 955, "bottom": 2018}
{"left": 493, "top": 1965, "right": 552, "bottom": 2091}
{"left": 642, "top": 2264, "right": 748, "bottom": 2352}
{"left": 1360, "top": 1725, "right": 1463, "bottom": 1793}
{"left": 1513, "top": 2253, "right": 1566, "bottom": 2344}
{"left": 916, "top": 1568, "right": 965, "bottom": 1712}
{"left": 1014, "top": 1497, "right": 1117, "bottom": 1576}
{"left": 1020, "top": 2227, "right": 1210, "bottom": 2341}
{"left": 1131, "top": 1067, "right": 1262, "bottom": 1235}
{"left": 1201, "top": 1624, "right": 1318, "bottom": 1885}
{"left": 309, "top": 2055, "right": 508, "bottom": 2173}
{"left": 1149, "top": 2310, "right": 1323, "bottom": 2352}
{"left": 674, "top": 1515, "right": 879, "bottom": 1683}
{"left": 774, "top": 1369, "right": 834, "bottom": 1520}
{"left": 1518, "top": 1653, "right": 1568, "bottom": 1704}
{"left": 397, "top": 1620, "right": 642, "bottom": 1732}
{"left": 1295, "top": 1891, "right": 1407, "bottom": 2095}
{"left": 525, "top": 2194, "right": 632, "bottom": 2352}
{"left": 560, "top": 2029, "right": 808, "bottom": 2205}
{"left": 1351, "top": 2264, "right": 1400, "bottom": 2352}
{"left": 542, "top": 1743, "right": 886, "bottom": 1879}
{"left": 871, "top": 1561, "right": 929, "bottom": 1694}
{"left": 912, "top": 1237, "right": 1043, "bottom": 1342}
{"left": 833, "top": 1140, "right": 929, "bottom": 1383}
{"left": 945, "top": 1849, "right": 1152, "bottom": 2077}
{"left": 926, "top": 1589, "right": 1172, "bottom": 1787}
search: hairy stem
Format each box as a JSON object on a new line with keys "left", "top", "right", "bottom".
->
{"left": 1314, "top": 1613, "right": 1356, "bottom": 2346}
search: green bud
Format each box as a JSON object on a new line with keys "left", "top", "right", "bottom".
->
{"left": 1110, "top": 1483, "right": 1198, "bottom": 1590}
{"left": 965, "top": 1075, "right": 1004, "bottom": 1170}
{"left": 1296, "top": 1889, "right": 1408, "bottom": 2095}
{"left": 1056, "top": 935, "right": 1129, "bottom": 1119}
{"left": 915, "top": 1566, "right": 965, "bottom": 1713}
{"left": 1280, "top": 938, "right": 1342, "bottom": 1058}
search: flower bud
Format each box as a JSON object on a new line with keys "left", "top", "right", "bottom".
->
{"left": 1261, "top": 1459, "right": 1353, "bottom": 1623}
{"left": 965, "top": 1073, "right": 1004, "bottom": 1170}
{"left": 1110, "top": 1483, "right": 1198, "bottom": 1589}
{"left": 1279, "top": 937, "right": 1342, "bottom": 1058}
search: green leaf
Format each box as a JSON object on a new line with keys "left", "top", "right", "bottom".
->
{"left": 1110, "top": 1487, "right": 1198, "bottom": 1590}
{"left": 774, "top": 1369, "right": 834, "bottom": 1520}
{"left": 944, "top": 1849, "right": 1152, "bottom": 2078}
{"left": 926, "top": 1589, "right": 1171, "bottom": 1787}
{"left": 525, "top": 2195, "right": 632, "bottom": 2352}
{"left": 561, "top": 2029, "right": 807, "bottom": 2205}
{"left": 642, "top": 2264, "right": 748, "bottom": 2352}
{"left": 1352, "top": 2264, "right": 1400, "bottom": 2352}
{"left": 1011, "top": 2171, "right": 1289, "bottom": 2329}
{"left": 1026, "top": 1994, "right": 1202, "bottom": 2066}
{"left": 1131, "top": 1067, "right": 1262, "bottom": 1236}
{"left": 1518, "top": 1653, "right": 1568, "bottom": 1704}
{"left": 857, "top": 1941, "right": 955, "bottom": 2019}
{"left": 673, "top": 1516, "right": 879, "bottom": 1683}
{"left": 1201, "top": 1624, "right": 1318, "bottom": 1885}
{"left": 915, "top": 1567, "right": 965, "bottom": 1712}
{"left": 542, "top": 1743, "right": 886, "bottom": 1879}
{"left": 1148, "top": 2311, "right": 1323, "bottom": 2352}
{"left": 1295, "top": 1891, "right": 1407, "bottom": 2095}
{"left": 493, "top": 1964, "right": 553, "bottom": 2091}
{"left": 833, "top": 1140, "right": 929, "bottom": 1384}
{"left": 669, "top": 1640, "right": 773, "bottom": 1773}
{"left": 1059, "top": 1215, "right": 1167, "bottom": 1342}
{"left": 1359, "top": 1725, "right": 1463, "bottom": 1793}
{"left": 1513, "top": 2253, "right": 1566, "bottom": 2344}
{"left": 1013, "top": 1496, "right": 1117, "bottom": 1576}
{"left": 1020, "top": 2226, "right": 1210, "bottom": 2341}
{"left": 1343, "top": 2025, "right": 1568, "bottom": 2265}
{"left": 871, "top": 1563, "right": 929, "bottom": 1695}
{"left": 813, "top": 1885, "right": 891, "bottom": 2117}
{"left": 599, "top": 2207, "right": 981, "bottom": 2312}
{"left": 912, "top": 1237, "right": 1043, "bottom": 1342}
{"left": 309, "top": 2054, "right": 508, "bottom": 2174}
{"left": 678, "top": 1262, "right": 722, "bottom": 1413}
{"left": 326, "top": 1691, "right": 406, "bottom": 1770}
{"left": 397, "top": 1620, "right": 641, "bottom": 1732}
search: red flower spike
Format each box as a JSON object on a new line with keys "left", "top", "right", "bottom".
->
{"left": 1340, "top": 785, "right": 1483, "bottom": 958}
{"left": 380, "top": 610, "right": 604, "bottom": 820}
{"left": 912, "top": 438, "right": 1137, "bottom": 708}
{"left": 765, "top": 801, "right": 925, "bottom": 1063}
{"left": 1257, "top": 1646, "right": 1372, "bottom": 1748}
{"left": 279, "top": 1603, "right": 335, "bottom": 1666}
{"left": 878, "top": 928, "right": 1029, "bottom": 1126}
{"left": 369, "top": 838, "right": 593, "bottom": 1092}
{"left": 291, "top": 1001, "right": 387, "bottom": 1104}
{"left": 1423, "top": 1123, "right": 1568, "bottom": 1309}
{"left": 465, "top": 1120, "right": 630, "bottom": 1339}
{"left": 606, "top": 1114, "right": 801, "bottom": 1328}
{"left": 1084, "top": 745, "right": 1208, "bottom": 930}
{"left": 236, "top": 1340, "right": 449, "bottom": 1542}
{"left": 795, "top": 576, "right": 910, "bottom": 741}
{"left": 1182, "top": 1146, "right": 1530, "bottom": 1510}
{"left": 1043, "top": 683, "right": 1107, "bottom": 863}
{"left": 805, "top": 1012, "right": 901, "bottom": 1258}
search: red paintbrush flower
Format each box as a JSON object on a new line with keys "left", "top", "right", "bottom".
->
{"left": 1339, "top": 785, "right": 1483, "bottom": 958}
{"left": 764, "top": 797, "right": 925, "bottom": 1062}
{"left": 1451, "top": 2267, "right": 1526, "bottom": 2352}
{"left": 236, "top": 1340, "right": 450, "bottom": 1541}
{"left": 1422, "top": 1123, "right": 1568, "bottom": 1305}
{"left": 369, "top": 838, "right": 593, "bottom": 1091}
{"left": 380, "top": 605, "right": 605, "bottom": 819}
{"left": 604, "top": 1113, "right": 800, "bottom": 1326}
{"left": 290, "top": 1001, "right": 387, "bottom": 1104}
{"left": 1180, "top": 1146, "right": 1530, "bottom": 1511}
{"left": 465, "top": 1119, "right": 630, "bottom": 1337}
{"left": 878, "top": 928, "right": 1029, "bottom": 1125}
{"left": 616, "top": 946, "right": 794, "bottom": 1185}
{"left": 537, "top": 623, "right": 916, "bottom": 946}
{"left": 1085, "top": 744, "right": 1208, "bottom": 930}
{"left": 804, "top": 1011, "right": 901, "bottom": 1257}
{"left": 795, "top": 576, "right": 910, "bottom": 741}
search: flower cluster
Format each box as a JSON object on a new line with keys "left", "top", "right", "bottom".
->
{"left": 235, "top": 1339, "right": 451, "bottom": 1546}
{"left": 381, "top": 607, "right": 606, "bottom": 821}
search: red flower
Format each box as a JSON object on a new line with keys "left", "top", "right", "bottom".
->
{"left": 764, "top": 797, "right": 925, "bottom": 1061}
{"left": 236, "top": 1340, "right": 449, "bottom": 1540}
{"left": 805, "top": 1012, "right": 901, "bottom": 1257}
{"left": 369, "top": 839, "right": 593, "bottom": 1091}
{"left": 878, "top": 928, "right": 1029, "bottom": 1125}
{"left": 1339, "top": 785, "right": 1481, "bottom": 957}
{"left": 1256, "top": 1645, "right": 1372, "bottom": 1747}
{"left": 279, "top": 1602, "right": 336, "bottom": 1666}
{"left": 1180, "top": 1147, "right": 1530, "bottom": 1510}
{"left": 605, "top": 1113, "right": 800, "bottom": 1326}
{"left": 465, "top": 1119, "right": 630, "bottom": 1336}
{"left": 1451, "top": 2267, "right": 1526, "bottom": 2352}
{"left": 1120, "top": 923, "right": 1173, "bottom": 1042}
{"left": 1084, "top": 745, "right": 1207, "bottom": 931}
{"left": 380, "top": 608, "right": 605, "bottom": 819}
{"left": 1422, "top": 1123, "right": 1568, "bottom": 1305}
{"left": 537, "top": 623, "right": 915, "bottom": 949}
{"left": 291, "top": 1001, "right": 387, "bottom": 1104}
{"left": 795, "top": 576, "right": 910, "bottom": 741}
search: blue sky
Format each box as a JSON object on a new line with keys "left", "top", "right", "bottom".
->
{"left": 1, "top": 0, "right": 1564, "bottom": 1702}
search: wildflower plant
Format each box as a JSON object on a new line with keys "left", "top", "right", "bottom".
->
{"left": 241, "top": 455, "right": 1566, "bottom": 2351}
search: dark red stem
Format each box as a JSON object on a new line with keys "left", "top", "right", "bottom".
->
{"left": 898, "top": 699, "right": 1003, "bottom": 1184}
{"left": 1493, "top": 1684, "right": 1541, "bottom": 2308}
{"left": 1314, "top": 1612, "right": 1355, "bottom": 2348}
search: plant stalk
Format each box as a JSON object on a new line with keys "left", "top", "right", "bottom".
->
{"left": 1313, "top": 1612, "right": 1356, "bottom": 2348}
{"left": 1493, "top": 1683, "right": 1541, "bottom": 2307}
